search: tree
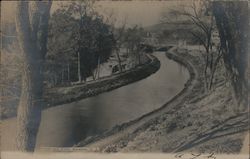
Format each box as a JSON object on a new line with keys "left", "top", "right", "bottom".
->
{"left": 15, "top": 1, "right": 52, "bottom": 151}
{"left": 162, "top": 0, "right": 222, "bottom": 91}
{"left": 93, "top": 20, "right": 115, "bottom": 78}
{"left": 109, "top": 16, "right": 128, "bottom": 73}
{"left": 48, "top": 1, "right": 114, "bottom": 83}
{"left": 124, "top": 25, "right": 146, "bottom": 65}
{"left": 212, "top": 1, "right": 248, "bottom": 111}
{"left": 46, "top": 9, "right": 77, "bottom": 85}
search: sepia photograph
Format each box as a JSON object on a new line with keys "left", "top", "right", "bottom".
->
{"left": 0, "top": 0, "right": 249, "bottom": 158}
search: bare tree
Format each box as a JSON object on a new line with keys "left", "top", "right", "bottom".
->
{"left": 123, "top": 25, "right": 146, "bottom": 66}
{"left": 162, "top": 0, "right": 222, "bottom": 91}
{"left": 114, "top": 23, "right": 127, "bottom": 72}
{"left": 15, "top": 1, "right": 52, "bottom": 151}
{"left": 106, "top": 12, "right": 128, "bottom": 73}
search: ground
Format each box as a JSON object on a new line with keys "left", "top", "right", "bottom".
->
{"left": 110, "top": 84, "right": 248, "bottom": 153}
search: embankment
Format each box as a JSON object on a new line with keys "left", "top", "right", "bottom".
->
{"left": 45, "top": 54, "right": 160, "bottom": 108}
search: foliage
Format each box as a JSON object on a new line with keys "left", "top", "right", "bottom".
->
{"left": 46, "top": 1, "right": 115, "bottom": 85}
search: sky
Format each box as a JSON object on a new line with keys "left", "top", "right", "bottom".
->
{"left": 93, "top": 1, "right": 185, "bottom": 27}
{"left": 1, "top": 1, "right": 190, "bottom": 27}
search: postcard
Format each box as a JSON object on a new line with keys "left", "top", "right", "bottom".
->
{"left": 1, "top": 0, "right": 249, "bottom": 158}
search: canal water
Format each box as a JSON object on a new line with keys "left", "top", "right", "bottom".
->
{"left": 1, "top": 51, "right": 189, "bottom": 150}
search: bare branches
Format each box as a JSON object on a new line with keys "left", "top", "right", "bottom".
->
{"left": 115, "top": 17, "right": 127, "bottom": 44}
{"left": 161, "top": 0, "right": 221, "bottom": 91}
{"left": 188, "top": 30, "right": 206, "bottom": 49}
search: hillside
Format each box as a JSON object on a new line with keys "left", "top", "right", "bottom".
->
{"left": 144, "top": 21, "right": 197, "bottom": 44}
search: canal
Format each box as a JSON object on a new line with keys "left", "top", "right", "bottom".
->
{"left": 1, "top": 51, "right": 189, "bottom": 150}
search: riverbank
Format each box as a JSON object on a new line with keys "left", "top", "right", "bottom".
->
{"left": 73, "top": 47, "right": 248, "bottom": 153}
{"left": 1, "top": 54, "right": 160, "bottom": 119}
{"left": 44, "top": 54, "right": 160, "bottom": 108}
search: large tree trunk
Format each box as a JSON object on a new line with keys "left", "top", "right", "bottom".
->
{"left": 16, "top": 1, "right": 51, "bottom": 151}
{"left": 16, "top": 61, "right": 43, "bottom": 151}
{"left": 213, "top": 1, "right": 248, "bottom": 111}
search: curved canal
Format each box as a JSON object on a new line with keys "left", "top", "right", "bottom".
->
{"left": 1, "top": 51, "right": 189, "bottom": 150}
